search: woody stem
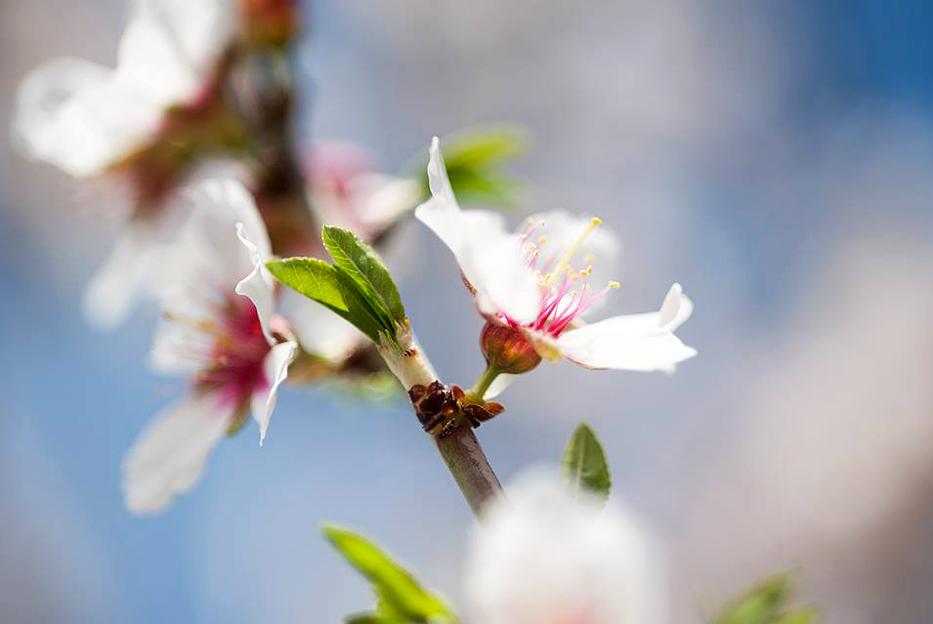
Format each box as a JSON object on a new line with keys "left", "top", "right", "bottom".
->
{"left": 400, "top": 350, "right": 503, "bottom": 517}
{"left": 435, "top": 423, "right": 503, "bottom": 517}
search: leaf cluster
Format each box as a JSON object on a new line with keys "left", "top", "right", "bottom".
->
{"left": 266, "top": 226, "right": 406, "bottom": 345}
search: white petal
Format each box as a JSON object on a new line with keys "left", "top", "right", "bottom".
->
{"left": 465, "top": 470, "right": 667, "bottom": 624}
{"left": 484, "top": 373, "right": 517, "bottom": 400}
{"left": 280, "top": 289, "right": 366, "bottom": 362}
{"left": 168, "top": 179, "right": 270, "bottom": 301}
{"left": 82, "top": 204, "right": 190, "bottom": 329}
{"left": 251, "top": 341, "right": 298, "bottom": 446}
{"left": 426, "top": 135, "right": 457, "bottom": 207}
{"left": 122, "top": 394, "right": 232, "bottom": 515}
{"left": 556, "top": 285, "right": 697, "bottom": 372}
{"left": 235, "top": 222, "right": 277, "bottom": 345}
{"left": 12, "top": 57, "right": 151, "bottom": 176}
{"left": 658, "top": 282, "right": 693, "bottom": 331}
{"left": 526, "top": 210, "right": 622, "bottom": 301}
{"left": 115, "top": 0, "right": 233, "bottom": 106}
{"left": 313, "top": 173, "right": 421, "bottom": 242}
{"left": 151, "top": 179, "right": 273, "bottom": 370}
{"left": 415, "top": 138, "right": 539, "bottom": 322}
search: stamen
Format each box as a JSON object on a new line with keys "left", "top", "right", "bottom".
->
{"left": 548, "top": 217, "right": 602, "bottom": 285}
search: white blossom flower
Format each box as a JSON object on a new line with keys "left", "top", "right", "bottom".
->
{"left": 12, "top": 0, "right": 238, "bottom": 328}
{"left": 307, "top": 141, "right": 422, "bottom": 244}
{"left": 12, "top": 0, "right": 233, "bottom": 179}
{"left": 416, "top": 137, "right": 696, "bottom": 375}
{"left": 465, "top": 471, "right": 667, "bottom": 624}
{"left": 122, "top": 179, "right": 297, "bottom": 515}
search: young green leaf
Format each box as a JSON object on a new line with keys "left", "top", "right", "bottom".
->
{"left": 773, "top": 608, "right": 819, "bottom": 624}
{"left": 439, "top": 124, "right": 529, "bottom": 169}
{"left": 323, "top": 524, "right": 458, "bottom": 624}
{"left": 322, "top": 226, "right": 406, "bottom": 324}
{"left": 409, "top": 124, "right": 529, "bottom": 207}
{"left": 266, "top": 257, "right": 384, "bottom": 343}
{"left": 562, "top": 423, "right": 611, "bottom": 501}
{"left": 714, "top": 574, "right": 820, "bottom": 624}
{"left": 714, "top": 574, "right": 792, "bottom": 624}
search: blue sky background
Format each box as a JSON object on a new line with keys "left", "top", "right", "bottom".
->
{"left": 2, "top": 1, "right": 933, "bottom": 622}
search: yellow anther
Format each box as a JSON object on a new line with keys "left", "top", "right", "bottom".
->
{"left": 583, "top": 254, "right": 596, "bottom": 264}
{"left": 164, "top": 311, "right": 221, "bottom": 336}
{"left": 579, "top": 266, "right": 593, "bottom": 276}
{"left": 548, "top": 216, "right": 603, "bottom": 285}
{"left": 608, "top": 280, "right": 621, "bottom": 289}
{"left": 538, "top": 236, "right": 548, "bottom": 245}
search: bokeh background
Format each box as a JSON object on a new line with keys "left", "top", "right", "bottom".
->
{"left": 3, "top": 0, "right": 933, "bottom": 622}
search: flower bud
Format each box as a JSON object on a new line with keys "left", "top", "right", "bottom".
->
{"left": 240, "top": 0, "right": 301, "bottom": 48}
{"left": 480, "top": 322, "right": 541, "bottom": 375}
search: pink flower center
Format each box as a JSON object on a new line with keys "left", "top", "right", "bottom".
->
{"left": 177, "top": 293, "right": 271, "bottom": 409}
{"left": 513, "top": 216, "right": 619, "bottom": 338}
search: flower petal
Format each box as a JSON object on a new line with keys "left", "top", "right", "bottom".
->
{"left": 82, "top": 222, "right": 172, "bottom": 329}
{"left": 115, "top": 0, "right": 233, "bottom": 106}
{"left": 251, "top": 341, "right": 298, "bottom": 446}
{"left": 12, "top": 57, "right": 150, "bottom": 176}
{"left": 465, "top": 470, "right": 667, "bottom": 624}
{"left": 235, "top": 222, "right": 277, "bottom": 345}
{"left": 484, "top": 373, "right": 517, "bottom": 400}
{"left": 526, "top": 210, "right": 622, "bottom": 299}
{"left": 557, "top": 284, "right": 697, "bottom": 372}
{"left": 122, "top": 394, "right": 232, "bottom": 515}
{"left": 415, "top": 138, "right": 539, "bottom": 322}
{"left": 280, "top": 289, "right": 365, "bottom": 362}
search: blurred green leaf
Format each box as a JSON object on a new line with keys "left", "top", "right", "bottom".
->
{"left": 714, "top": 574, "right": 818, "bottom": 624}
{"left": 439, "top": 124, "right": 529, "bottom": 169}
{"left": 409, "top": 124, "right": 529, "bottom": 207}
{"left": 773, "top": 608, "right": 819, "bottom": 624}
{"left": 562, "top": 423, "right": 611, "bottom": 501}
{"left": 322, "top": 226, "right": 406, "bottom": 325}
{"left": 324, "top": 525, "right": 459, "bottom": 624}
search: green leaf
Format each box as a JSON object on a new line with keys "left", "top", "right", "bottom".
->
{"left": 439, "top": 124, "right": 529, "bottom": 169}
{"left": 265, "top": 257, "right": 384, "bottom": 343}
{"left": 715, "top": 575, "right": 797, "bottom": 624}
{"left": 345, "top": 614, "right": 392, "bottom": 624}
{"left": 408, "top": 124, "right": 529, "bottom": 208}
{"left": 322, "top": 226, "right": 406, "bottom": 325}
{"left": 324, "top": 525, "right": 457, "bottom": 624}
{"left": 562, "top": 423, "right": 611, "bottom": 501}
{"left": 773, "top": 608, "right": 819, "bottom": 624}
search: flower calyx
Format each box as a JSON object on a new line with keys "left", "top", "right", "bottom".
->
{"left": 480, "top": 321, "right": 542, "bottom": 375}
{"left": 408, "top": 381, "right": 505, "bottom": 437}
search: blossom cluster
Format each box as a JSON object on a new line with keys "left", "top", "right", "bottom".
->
{"left": 9, "top": 1, "right": 738, "bottom": 622}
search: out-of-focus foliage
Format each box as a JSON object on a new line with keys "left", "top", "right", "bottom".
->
{"left": 714, "top": 574, "right": 819, "bottom": 624}
{"left": 410, "top": 124, "right": 529, "bottom": 208}
{"left": 562, "top": 422, "right": 612, "bottom": 501}
{"left": 324, "top": 525, "right": 459, "bottom": 624}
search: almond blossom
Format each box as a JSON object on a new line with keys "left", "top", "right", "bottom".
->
{"left": 415, "top": 137, "right": 696, "bottom": 382}
{"left": 306, "top": 141, "right": 423, "bottom": 244}
{"left": 465, "top": 471, "right": 667, "bottom": 624}
{"left": 12, "top": 0, "right": 241, "bottom": 327}
{"left": 122, "top": 179, "right": 296, "bottom": 514}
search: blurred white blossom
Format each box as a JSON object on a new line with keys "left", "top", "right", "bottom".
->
{"left": 11, "top": 0, "right": 238, "bottom": 328}
{"left": 122, "top": 179, "right": 296, "bottom": 514}
{"left": 465, "top": 470, "right": 667, "bottom": 624}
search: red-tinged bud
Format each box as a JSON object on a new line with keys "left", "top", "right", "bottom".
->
{"left": 480, "top": 322, "right": 542, "bottom": 375}
{"left": 240, "top": 0, "right": 301, "bottom": 48}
